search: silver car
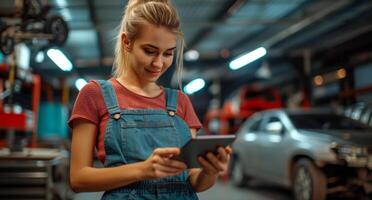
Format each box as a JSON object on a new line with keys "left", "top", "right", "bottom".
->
{"left": 231, "top": 109, "right": 372, "bottom": 200}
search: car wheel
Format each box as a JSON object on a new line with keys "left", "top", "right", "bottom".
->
{"left": 231, "top": 157, "right": 249, "bottom": 187}
{"left": 293, "top": 159, "right": 327, "bottom": 200}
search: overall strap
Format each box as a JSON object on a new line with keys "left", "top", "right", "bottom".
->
{"left": 165, "top": 88, "right": 178, "bottom": 115}
{"left": 97, "top": 80, "right": 121, "bottom": 118}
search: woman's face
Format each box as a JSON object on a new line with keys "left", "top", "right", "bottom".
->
{"left": 124, "top": 23, "right": 177, "bottom": 84}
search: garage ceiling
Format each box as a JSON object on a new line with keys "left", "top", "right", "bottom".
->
{"left": 2, "top": 0, "right": 372, "bottom": 91}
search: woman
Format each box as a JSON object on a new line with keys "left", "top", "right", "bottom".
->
{"left": 69, "top": 0, "right": 232, "bottom": 199}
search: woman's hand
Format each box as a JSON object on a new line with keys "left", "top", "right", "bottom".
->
{"left": 197, "top": 146, "right": 232, "bottom": 176}
{"left": 142, "top": 148, "right": 187, "bottom": 179}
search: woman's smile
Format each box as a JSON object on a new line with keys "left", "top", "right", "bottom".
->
{"left": 145, "top": 68, "right": 162, "bottom": 76}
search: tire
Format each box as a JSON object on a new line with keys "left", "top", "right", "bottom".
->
{"left": 45, "top": 16, "right": 69, "bottom": 46}
{"left": 292, "top": 159, "right": 327, "bottom": 200}
{"left": 230, "top": 157, "right": 249, "bottom": 187}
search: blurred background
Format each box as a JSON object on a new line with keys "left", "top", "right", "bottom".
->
{"left": 0, "top": 0, "right": 371, "bottom": 199}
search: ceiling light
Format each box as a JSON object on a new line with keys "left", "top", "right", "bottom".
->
{"left": 184, "top": 49, "right": 199, "bottom": 61}
{"left": 47, "top": 49, "right": 73, "bottom": 71}
{"left": 184, "top": 78, "right": 205, "bottom": 95}
{"left": 336, "top": 68, "right": 346, "bottom": 79}
{"left": 313, "top": 75, "right": 324, "bottom": 86}
{"left": 15, "top": 43, "right": 30, "bottom": 70}
{"left": 75, "top": 78, "right": 87, "bottom": 91}
{"left": 35, "top": 51, "right": 44, "bottom": 63}
{"left": 56, "top": 0, "right": 67, "bottom": 7}
{"left": 229, "top": 47, "right": 267, "bottom": 70}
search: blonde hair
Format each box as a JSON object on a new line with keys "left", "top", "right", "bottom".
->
{"left": 113, "top": 0, "right": 185, "bottom": 88}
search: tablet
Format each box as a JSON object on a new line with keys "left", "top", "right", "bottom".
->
{"left": 173, "top": 135, "right": 236, "bottom": 168}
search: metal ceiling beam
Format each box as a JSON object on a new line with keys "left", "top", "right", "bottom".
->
{"left": 231, "top": 0, "right": 355, "bottom": 55}
{"left": 263, "top": 0, "right": 355, "bottom": 48}
{"left": 274, "top": 0, "right": 372, "bottom": 51}
{"left": 187, "top": 0, "right": 247, "bottom": 49}
{"left": 227, "top": 0, "right": 312, "bottom": 55}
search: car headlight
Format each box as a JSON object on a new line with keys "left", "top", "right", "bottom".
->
{"left": 330, "top": 142, "right": 369, "bottom": 166}
{"left": 338, "top": 146, "right": 368, "bottom": 157}
{"left": 331, "top": 142, "right": 368, "bottom": 157}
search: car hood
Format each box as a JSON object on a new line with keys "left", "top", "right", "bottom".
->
{"left": 298, "top": 129, "right": 372, "bottom": 146}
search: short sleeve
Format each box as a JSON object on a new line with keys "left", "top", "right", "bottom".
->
{"left": 177, "top": 91, "right": 202, "bottom": 129}
{"left": 68, "top": 81, "right": 102, "bottom": 128}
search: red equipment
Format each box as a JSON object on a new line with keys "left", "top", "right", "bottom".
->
{"left": 204, "top": 85, "right": 283, "bottom": 135}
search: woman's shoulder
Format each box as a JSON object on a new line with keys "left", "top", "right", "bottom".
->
{"left": 174, "top": 89, "right": 193, "bottom": 108}
{"left": 176, "top": 89, "right": 189, "bottom": 100}
{"left": 79, "top": 80, "right": 102, "bottom": 95}
{"left": 75, "top": 80, "right": 108, "bottom": 113}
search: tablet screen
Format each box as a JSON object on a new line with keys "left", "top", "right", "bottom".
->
{"left": 173, "top": 135, "right": 236, "bottom": 168}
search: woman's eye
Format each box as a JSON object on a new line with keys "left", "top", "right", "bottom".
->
{"left": 164, "top": 52, "right": 174, "bottom": 57}
{"left": 144, "top": 49, "right": 156, "bottom": 55}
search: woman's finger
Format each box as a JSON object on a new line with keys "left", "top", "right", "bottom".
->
{"left": 206, "top": 153, "right": 224, "bottom": 171}
{"left": 217, "top": 147, "right": 228, "bottom": 162}
{"left": 164, "top": 158, "right": 187, "bottom": 170}
{"left": 198, "top": 156, "right": 218, "bottom": 175}
{"left": 225, "top": 146, "right": 233, "bottom": 154}
{"left": 153, "top": 148, "right": 180, "bottom": 157}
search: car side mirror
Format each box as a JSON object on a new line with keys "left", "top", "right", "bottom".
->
{"left": 266, "top": 121, "right": 283, "bottom": 134}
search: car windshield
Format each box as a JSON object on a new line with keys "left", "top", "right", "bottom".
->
{"left": 288, "top": 113, "right": 372, "bottom": 130}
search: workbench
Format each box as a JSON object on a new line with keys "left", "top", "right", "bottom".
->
{"left": 0, "top": 148, "right": 69, "bottom": 200}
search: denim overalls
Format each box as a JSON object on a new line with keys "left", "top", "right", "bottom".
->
{"left": 97, "top": 80, "right": 199, "bottom": 200}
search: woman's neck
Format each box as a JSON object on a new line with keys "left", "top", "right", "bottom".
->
{"left": 116, "top": 74, "right": 162, "bottom": 97}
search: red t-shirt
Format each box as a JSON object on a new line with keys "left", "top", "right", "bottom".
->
{"left": 68, "top": 79, "right": 202, "bottom": 163}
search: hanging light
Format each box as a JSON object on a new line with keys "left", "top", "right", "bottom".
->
{"left": 47, "top": 49, "right": 73, "bottom": 71}
{"left": 229, "top": 47, "right": 267, "bottom": 70}
{"left": 184, "top": 78, "right": 205, "bottom": 95}
{"left": 75, "top": 78, "right": 87, "bottom": 91}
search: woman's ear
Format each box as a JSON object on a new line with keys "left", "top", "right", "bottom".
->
{"left": 121, "top": 32, "right": 131, "bottom": 51}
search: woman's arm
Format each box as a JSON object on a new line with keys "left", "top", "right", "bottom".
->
{"left": 187, "top": 128, "right": 232, "bottom": 192}
{"left": 70, "top": 119, "right": 186, "bottom": 192}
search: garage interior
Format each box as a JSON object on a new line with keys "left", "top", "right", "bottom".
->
{"left": 0, "top": 0, "right": 371, "bottom": 199}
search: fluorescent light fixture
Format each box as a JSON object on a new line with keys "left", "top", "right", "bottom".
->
{"left": 47, "top": 49, "right": 73, "bottom": 71}
{"left": 229, "top": 47, "right": 267, "bottom": 70}
{"left": 75, "top": 78, "right": 88, "bottom": 91}
{"left": 184, "top": 78, "right": 205, "bottom": 95}
{"left": 15, "top": 43, "right": 30, "bottom": 70}
{"left": 56, "top": 0, "right": 67, "bottom": 7}
{"left": 35, "top": 51, "right": 44, "bottom": 63}
{"left": 184, "top": 49, "right": 200, "bottom": 61}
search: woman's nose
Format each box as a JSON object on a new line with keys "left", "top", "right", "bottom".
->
{"left": 152, "top": 56, "right": 163, "bottom": 68}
